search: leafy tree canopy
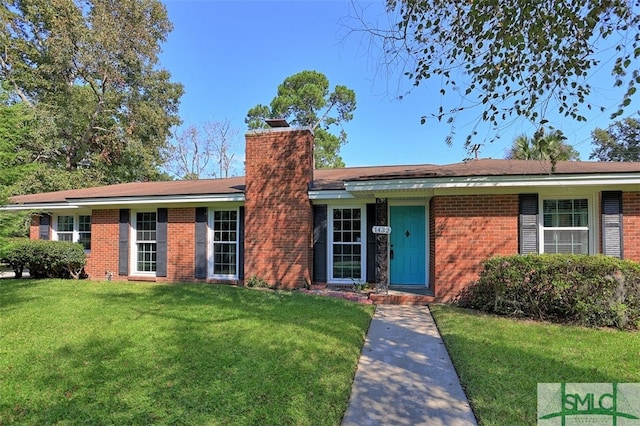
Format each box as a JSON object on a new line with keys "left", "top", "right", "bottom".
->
{"left": 0, "top": 94, "right": 39, "bottom": 189}
{"left": 353, "top": 0, "right": 640, "bottom": 149}
{"left": 0, "top": 0, "right": 183, "bottom": 190}
{"left": 246, "top": 70, "right": 356, "bottom": 168}
{"left": 590, "top": 115, "right": 640, "bottom": 161}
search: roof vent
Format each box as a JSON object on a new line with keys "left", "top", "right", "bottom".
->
{"left": 265, "top": 118, "right": 289, "bottom": 128}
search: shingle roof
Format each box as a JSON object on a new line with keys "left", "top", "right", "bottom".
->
{"left": 311, "top": 159, "right": 640, "bottom": 189}
{"left": 9, "top": 177, "right": 246, "bottom": 204}
{"left": 8, "top": 159, "right": 640, "bottom": 205}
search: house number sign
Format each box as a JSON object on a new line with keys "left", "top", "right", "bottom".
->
{"left": 372, "top": 226, "right": 392, "bottom": 234}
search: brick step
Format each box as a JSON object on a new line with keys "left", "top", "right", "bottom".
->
{"left": 301, "top": 286, "right": 435, "bottom": 305}
{"left": 369, "top": 294, "right": 434, "bottom": 305}
{"left": 299, "top": 288, "right": 373, "bottom": 304}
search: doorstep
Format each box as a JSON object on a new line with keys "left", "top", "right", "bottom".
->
{"left": 369, "top": 286, "right": 435, "bottom": 305}
{"left": 302, "top": 285, "right": 435, "bottom": 305}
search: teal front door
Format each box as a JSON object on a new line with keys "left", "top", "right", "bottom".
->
{"left": 390, "top": 206, "right": 426, "bottom": 285}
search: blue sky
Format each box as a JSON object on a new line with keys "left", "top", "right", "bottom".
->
{"left": 159, "top": 0, "right": 633, "bottom": 169}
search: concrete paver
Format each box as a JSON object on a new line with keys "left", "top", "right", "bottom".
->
{"left": 342, "top": 305, "right": 477, "bottom": 426}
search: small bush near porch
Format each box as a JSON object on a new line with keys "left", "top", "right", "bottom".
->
{"left": 0, "top": 280, "right": 374, "bottom": 425}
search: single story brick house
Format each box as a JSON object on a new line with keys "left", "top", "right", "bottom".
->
{"left": 4, "top": 127, "right": 640, "bottom": 302}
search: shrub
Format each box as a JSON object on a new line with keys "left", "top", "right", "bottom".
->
{"left": 459, "top": 254, "right": 640, "bottom": 329}
{"left": 0, "top": 238, "right": 30, "bottom": 278}
{"left": 245, "top": 275, "right": 271, "bottom": 288}
{"left": 0, "top": 239, "right": 87, "bottom": 279}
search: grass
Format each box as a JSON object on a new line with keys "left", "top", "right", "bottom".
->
{"left": 0, "top": 279, "right": 374, "bottom": 425}
{"left": 430, "top": 304, "right": 640, "bottom": 426}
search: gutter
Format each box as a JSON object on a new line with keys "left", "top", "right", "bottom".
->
{"left": 342, "top": 173, "right": 640, "bottom": 192}
{"left": 0, "top": 194, "right": 246, "bottom": 211}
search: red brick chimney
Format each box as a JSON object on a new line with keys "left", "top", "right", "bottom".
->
{"left": 243, "top": 126, "right": 314, "bottom": 288}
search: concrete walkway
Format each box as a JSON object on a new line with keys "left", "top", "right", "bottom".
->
{"left": 342, "top": 305, "right": 478, "bottom": 426}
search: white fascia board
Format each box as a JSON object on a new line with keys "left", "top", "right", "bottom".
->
{"left": 2, "top": 194, "right": 245, "bottom": 211}
{"left": 344, "top": 173, "right": 640, "bottom": 192}
{"left": 71, "top": 193, "right": 245, "bottom": 206}
{"left": 308, "top": 190, "right": 356, "bottom": 200}
{"left": 0, "top": 203, "right": 79, "bottom": 211}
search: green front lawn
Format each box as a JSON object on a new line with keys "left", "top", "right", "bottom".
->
{"left": 6, "top": 280, "right": 638, "bottom": 426}
{"left": 430, "top": 305, "right": 640, "bottom": 426}
{"left": 0, "top": 280, "right": 374, "bottom": 425}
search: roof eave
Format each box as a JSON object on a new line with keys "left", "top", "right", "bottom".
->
{"left": 308, "top": 190, "right": 356, "bottom": 200}
{"left": 0, "top": 203, "right": 79, "bottom": 212}
{"left": 343, "top": 173, "right": 640, "bottom": 192}
{"left": 3, "top": 193, "right": 246, "bottom": 210}
{"left": 70, "top": 193, "right": 245, "bottom": 206}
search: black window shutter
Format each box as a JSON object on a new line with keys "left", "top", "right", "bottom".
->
{"left": 366, "top": 204, "right": 376, "bottom": 283}
{"left": 39, "top": 214, "right": 51, "bottom": 240}
{"left": 602, "top": 191, "right": 623, "bottom": 258}
{"left": 156, "top": 208, "right": 168, "bottom": 277}
{"left": 313, "top": 205, "right": 327, "bottom": 282}
{"left": 519, "top": 194, "right": 539, "bottom": 254}
{"left": 118, "top": 209, "right": 129, "bottom": 276}
{"left": 238, "top": 206, "right": 245, "bottom": 280}
{"left": 194, "top": 207, "right": 208, "bottom": 279}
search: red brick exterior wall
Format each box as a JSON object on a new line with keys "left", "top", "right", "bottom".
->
{"left": 161, "top": 207, "right": 197, "bottom": 283}
{"left": 244, "top": 128, "right": 314, "bottom": 288}
{"left": 85, "top": 209, "right": 120, "bottom": 280}
{"left": 623, "top": 191, "right": 640, "bottom": 262}
{"left": 29, "top": 216, "right": 40, "bottom": 240}
{"left": 84, "top": 208, "right": 199, "bottom": 282}
{"left": 430, "top": 194, "right": 519, "bottom": 301}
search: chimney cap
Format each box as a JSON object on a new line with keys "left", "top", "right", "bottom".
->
{"left": 265, "top": 118, "right": 289, "bottom": 128}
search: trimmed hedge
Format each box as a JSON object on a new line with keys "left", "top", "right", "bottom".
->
{"left": 0, "top": 239, "right": 87, "bottom": 279}
{"left": 458, "top": 254, "right": 640, "bottom": 330}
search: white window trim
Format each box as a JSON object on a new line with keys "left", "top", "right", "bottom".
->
{"left": 327, "top": 205, "right": 367, "bottom": 284}
{"left": 207, "top": 207, "right": 240, "bottom": 280}
{"left": 53, "top": 214, "right": 74, "bottom": 242}
{"left": 130, "top": 209, "right": 157, "bottom": 277}
{"left": 538, "top": 193, "right": 597, "bottom": 255}
{"left": 52, "top": 213, "right": 92, "bottom": 251}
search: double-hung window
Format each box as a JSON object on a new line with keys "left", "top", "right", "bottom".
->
{"left": 210, "top": 209, "right": 238, "bottom": 277}
{"left": 134, "top": 212, "right": 157, "bottom": 273}
{"left": 329, "top": 207, "right": 365, "bottom": 281}
{"left": 56, "top": 216, "right": 74, "bottom": 242}
{"left": 77, "top": 215, "right": 92, "bottom": 250}
{"left": 54, "top": 214, "right": 91, "bottom": 250}
{"left": 542, "top": 198, "right": 590, "bottom": 254}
